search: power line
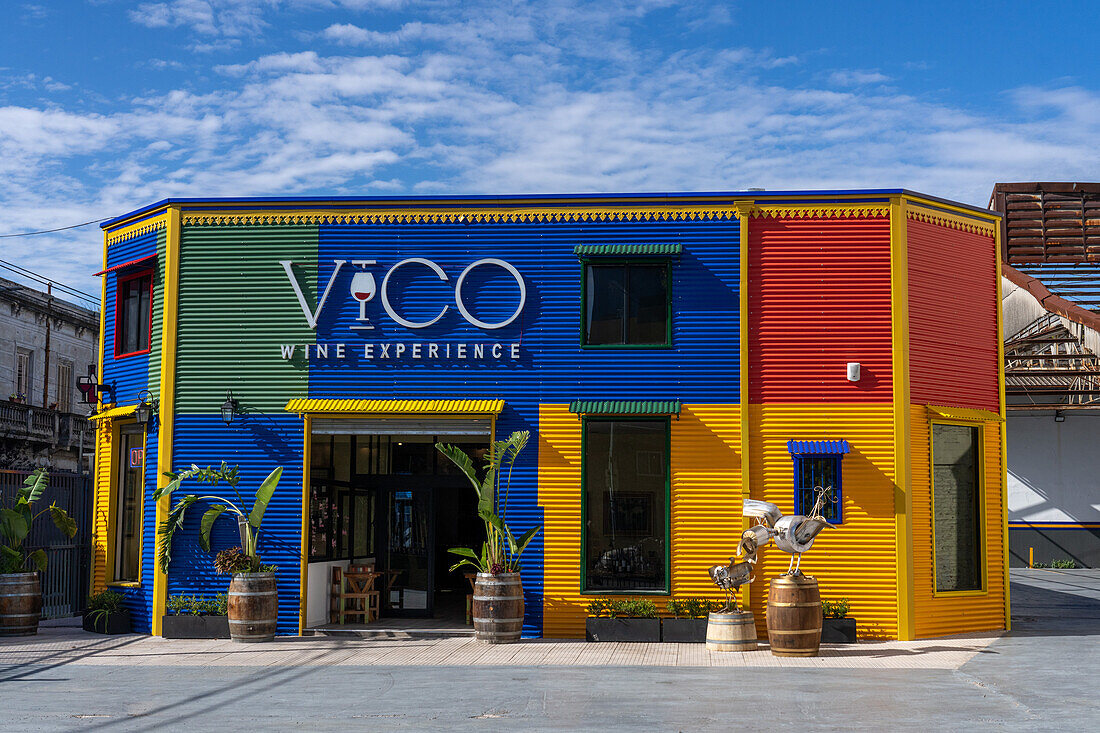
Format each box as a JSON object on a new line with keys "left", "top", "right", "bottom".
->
{"left": 0, "top": 259, "right": 100, "bottom": 307}
{"left": 0, "top": 217, "right": 110, "bottom": 238}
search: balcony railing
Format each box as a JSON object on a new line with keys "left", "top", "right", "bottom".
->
{"left": 0, "top": 400, "right": 95, "bottom": 450}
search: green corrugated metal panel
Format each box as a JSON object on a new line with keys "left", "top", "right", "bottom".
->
{"left": 175, "top": 225, "right": 317, "bottom": 413}
{"left": 573, "top": 243, "right": 682, "bottom": 257}
{"left": 146, "top": 229, "right": 167, "bottom": 394}
{"left": 567, "top": 399, "right": 682, "bottom": 415}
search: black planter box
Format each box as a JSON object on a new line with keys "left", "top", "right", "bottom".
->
{"left": 585, "top": 617, "right": 660, "bottom": 642}
{"left": 82, "top": 609, "right": 131, "bottom": 635}
{"left": 821, "top": 617, "right": 857, "bottom": 643}
{"left": 162, "top": 614, "right": 230, "bottom": 639}
{"left": 661, "top": 618, "right": 708, "bottom": 643}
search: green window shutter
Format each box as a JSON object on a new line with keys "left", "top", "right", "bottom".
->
{"left": 573, "top": 243, "right": 682, "bottom": 257}
{"left": 568, "top": 400, "right": 681, "bottom": 416}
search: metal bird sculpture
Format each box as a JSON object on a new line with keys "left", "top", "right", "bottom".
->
{"left": 706, "top": 527, "right": 763, "bottom": 612}
{"left": 742, "top": 486, "right": 836, "bottom": 575}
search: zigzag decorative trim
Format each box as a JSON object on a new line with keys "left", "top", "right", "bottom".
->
{"left": 747, "top": 205, "right": 888, "bottom": 219}
{"left": 181, "top": 207, "right": 742, "bottom": 227}
{"left": 106, "top": 217, "right": 167, "bottom": 246}
{"left": 906, "top": 207, "right": 995, "bottom": 236}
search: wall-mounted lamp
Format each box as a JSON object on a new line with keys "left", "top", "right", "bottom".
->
{"left": 221, "top": 390, "right": 240, "bottom": 425}
{"left": 1054, "top": 410, "right": 1065, "bottom": 423}
{"left": 846, "top": 362, "right": 861, "bottom": 383}
{"left": 134, "top": 390, "right": 159, "bottom": 428}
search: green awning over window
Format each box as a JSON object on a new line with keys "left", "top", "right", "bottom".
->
{"left": 568, "top": 400, "right": 682, "bottom": 416}
{"left": 573, "top": 243, "right": 682, "bottom": 257}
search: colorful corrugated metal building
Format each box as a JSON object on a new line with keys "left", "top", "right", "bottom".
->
{"left": 89, "top": 190, "right": 1008, "bottom": 641}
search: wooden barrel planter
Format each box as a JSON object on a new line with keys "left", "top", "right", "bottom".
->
{"left": 0, "top": 572, "right": 42, "bottom": 637}
{"left": 227, "top": 572, "right": 278, "bottom": 643}
{"left": 705, "top": 611, "right": 757, "bottom": 651}
{"left": 472, "top": 572, "right": 524, "bottom": 644}
{"left": 766, "top": 574, "right": 822, "bottom": 657}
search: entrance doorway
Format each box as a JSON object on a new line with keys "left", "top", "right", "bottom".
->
{"left": 305, "top": 432, "right": 485, "bottom": 628}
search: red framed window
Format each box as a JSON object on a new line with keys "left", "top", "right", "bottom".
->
{"left": 115, "top": 269, "right": 153, "bottom": 357}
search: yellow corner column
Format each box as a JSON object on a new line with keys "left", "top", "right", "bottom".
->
{"left": 736, "top": 202, "right": 752, "bottom": 611}
{"left": 151, "top": 205, "right": 182, "bottom": 636}
{"left": 890, "top": 196, "right": 915, "bottom": 640}
{"left": 91, "top": 229, "right": 110, "bottom": 593}
{"left": 993, "top": 213, "right": 1011, "bottom": 631}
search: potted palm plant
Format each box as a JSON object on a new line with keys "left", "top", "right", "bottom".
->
{"left": 0, "top": 468, "right": 77, "bottom": 636}
{"left": 154, "top": 462, "right": 282, "bottom": 642}
{"left": 436, "top": 431, "right": 541, "bottom": 644}
{"left": 585, "top": 598, "right": 660, "bottom": 642}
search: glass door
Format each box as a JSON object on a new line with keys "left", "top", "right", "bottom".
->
{"left": 384, "top": 487, "right": 434, "bottom": 617}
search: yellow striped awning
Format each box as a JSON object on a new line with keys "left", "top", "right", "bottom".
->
{"left": 88, "top": 404, "right": 138, "bottom": 421}
{"left": 284, "top": 398, "right": 505, "bottom": 415}
{"left": 927, "top": 405, "right": 1004, "bottom": 423}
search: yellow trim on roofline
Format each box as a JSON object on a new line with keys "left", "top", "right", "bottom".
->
{"left": 285, "top": 398, "right": 505, "bottom": 414}
{"left": 105, "top": 215, "right": 169, "bottom": 246}
{"left": 182, "top": 207, "right": 743, "bottom": 227}
{"left": 902, "top": 195, "right": 1001, "bottom": 223}
{"left": 905, "top": 205, "right": 996, "bottom": 236}
{"left": 747, "top": 204, "right": 889, "bottom": 219}
{"left": 926, "top": 405, "right": 1004, "bottom": 423}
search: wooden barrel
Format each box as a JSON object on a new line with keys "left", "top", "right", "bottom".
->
{"left": 0, "top": 573, "right": 42, "bottom": 637}
{"left": 705, "top": 611, "right": 757, "bottom": 651}
{"left": 766, "top": 574, "right": 822, "bottom": 657}
{"left": 472, "top": 572, "right": 524, "bottom": 644}
{"left": 227, "top": 572, "right": 278, "bottom": 643}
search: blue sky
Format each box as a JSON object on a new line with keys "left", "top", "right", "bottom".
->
{"left": 1, "top": 0, "right": 1098, "bottom": 304}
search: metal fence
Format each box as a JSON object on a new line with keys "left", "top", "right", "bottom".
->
{"left": 0, "top": 469, "right": 92, "bottom": 618}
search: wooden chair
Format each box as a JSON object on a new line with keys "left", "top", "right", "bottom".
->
{"left": 330, "top": 565, "right": 380, "bottom": 624}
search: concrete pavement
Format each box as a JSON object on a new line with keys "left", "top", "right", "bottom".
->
{"left": 2, "top": 569, "right": 1098, "bottom": 731}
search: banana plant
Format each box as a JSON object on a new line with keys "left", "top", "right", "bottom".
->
{"left": 0, "top": 468, "right": 78, "bottom": 574}
{"left": 436, "top": 430, "right": 541, "bottom": 575}
{"left": 152, "top": 462, "right": 282, "bottom": 574}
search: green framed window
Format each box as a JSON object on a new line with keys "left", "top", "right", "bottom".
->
{"left": 931, "top": 423, "right": 984, "bottom": 593}
{"left": 581, "top": 261, "right": 671, "bottom": 347}
{"left": 581, "top": 417, "right": 670, "bottom": 593}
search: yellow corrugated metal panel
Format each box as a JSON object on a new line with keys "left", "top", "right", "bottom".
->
{"left": 747, "top": 404, "right": 899, "bottom": 640}
{"left": 91, "top": 422, "right": 112, "bottom": 593}
{"left": 538, "top": 404, "right": 742, "bottom": 639}
{"left": 89, "top": 404, "right": 138, "bottom": 421}
{"left": 911, "top": 404, "right": 1008, "bottom": 638}
{"left": 927, "top": 405, "right": 1004, "bottom": 423}
{"left": 284, "top": 398, "right": 505, "bottom": 414}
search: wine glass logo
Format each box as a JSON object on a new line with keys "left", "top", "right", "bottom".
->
{"left": 349, "top": 260, "right": 376, "bottom": 330}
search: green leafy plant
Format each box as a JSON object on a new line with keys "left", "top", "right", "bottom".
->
{"left": 1034, "top": 559, "right": 1078, "bottom": 569}
{"left": 85, "top": 590, "right": 127, "bottom": 632}
{"left": 666, "top": 598, "right": 725, "bottom": 618}
{"left": 586, "top": 598, "right": 658, "bottom": 619}
{"left": 822, "top": 598, "right": 851, "bottom": 619}
{"left": 166, "top": 594, "right": 228, "bottom": 616}
{"left": 436, "top": 431, "right": 541, "bottom": 575}
{"left": 0, "top": 468, "right": 77, "bottom": 573}
{"left": 153, "top": 462, "right": 282, "bottom": 574}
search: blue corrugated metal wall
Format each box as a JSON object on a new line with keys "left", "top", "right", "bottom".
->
{"left": 168, "top": 414, "right": 304, "bottom": 635}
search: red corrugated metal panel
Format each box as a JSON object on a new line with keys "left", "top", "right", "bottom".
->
{"left": 907, "top": 218, "right": 1000, "bottom": 412}
{"left": 748, "top": 215, "right": 893, "bottom": 402}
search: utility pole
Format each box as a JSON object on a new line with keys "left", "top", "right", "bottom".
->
{"left": 42, "top": 282, "right": 52, "bottom": 408}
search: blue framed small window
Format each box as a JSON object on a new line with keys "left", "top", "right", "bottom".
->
{"left": 787, "top": 440, "right": 848, "bottom": 524}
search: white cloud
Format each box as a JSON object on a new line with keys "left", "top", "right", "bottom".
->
{"left": 828, "top": 70, "right": 891, "bottom": 86}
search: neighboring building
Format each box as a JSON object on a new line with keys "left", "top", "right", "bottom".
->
{"left": 90, "top": 190, "right": 1007, "bottom": 641}
{"left": 991, "top": 182, "right": 1100, "bottom": 568}
{"left": 0, "top": 275, "right": 97, "bottom": 472}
